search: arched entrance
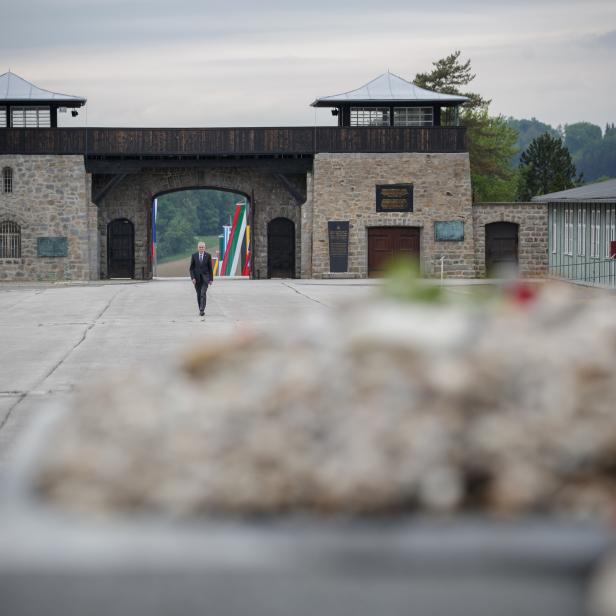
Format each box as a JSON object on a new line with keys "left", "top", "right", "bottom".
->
{"left": 267, "top": 217, "right": 295, "bottom": 278}
{"left": 485, "top": 222, "right": 519, "bottom": 277}
{"left": 107, "top": 218, "right": 135, "bottom": 278}
{"left": 152, "top": 187, "right": 252, "bottom": 279}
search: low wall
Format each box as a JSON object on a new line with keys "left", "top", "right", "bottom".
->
{"left": 473, "top": 202, "right": 548, "bottom": 278}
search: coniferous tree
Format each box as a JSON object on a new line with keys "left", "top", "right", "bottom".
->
{"left": 517, "top": 133, "right": 581, "bottom": 200}
{"left": 414, "top": 51, "right": 517, "bottom": 202}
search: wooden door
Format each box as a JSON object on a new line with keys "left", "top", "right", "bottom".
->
{"left": 267, "top": 217, "right": 295, "bottom": 278}
{"left": 368, "top": 227, "right": 420, "bottom": 277}
{"left": 485, "top": 222, "right": 519, "bottom": 277}
{"left": 107, "top": 218, "right": 135, "bottom": 278}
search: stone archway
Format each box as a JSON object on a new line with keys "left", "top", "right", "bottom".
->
{"left": 94, "top": 168, "right": 306, "bottom": 280}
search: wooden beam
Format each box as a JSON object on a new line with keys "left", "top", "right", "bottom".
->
{"left": 86, "top": 157, "right": 313, "bottom": 175}
{"left": 92, "top": 173, "right": 127, "bottom": 205}
{"left": 274, "top": 173, "right": 306, "bottom": 205}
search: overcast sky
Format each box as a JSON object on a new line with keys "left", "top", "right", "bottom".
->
{"left": 2, "top": 0, "right": 615, "bottom": 129}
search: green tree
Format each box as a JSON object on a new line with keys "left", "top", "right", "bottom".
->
{"left": 517, "top": 133, "right": 581, "bottom": 200}
{"left": 414, "top": 50, "right": 489, "bottom": 111}
{"left": 414, "top": 51, "right": 517, "bottom": 202}
{"left": 564, "top": 122, "right": 602, "bottom": 157}
{"left": 506, "top": 117, "right": 560, "bottom": 164}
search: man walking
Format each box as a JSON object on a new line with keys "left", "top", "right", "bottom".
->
{"left": 189, "top": 241, "right": 213, "bottom": 316}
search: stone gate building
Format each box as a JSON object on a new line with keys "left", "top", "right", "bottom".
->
{"left": 0, "top": 71, "right": 547, "bottom": 282}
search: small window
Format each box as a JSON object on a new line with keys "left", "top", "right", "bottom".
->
{"left": 0, "top": 107, "right": 6, "bottom": 128}
{"left": 591, "top": 207, "right": 600, "bottom": 258}
{"left": 577, "top": 208, "right": 586, "bottom": 256}
{"left": 551, "top": 209, "right": 557, "bottom": 254}
{"left": 350, "top": 107, "right": 390, "bottom": 127}
{"left": 2, "top": 167, "right": 12, "bottom": 194}
{"left": 605, "top": 206, "right": 616, "bottom": 258}
{"left": 563, "top": 206, "right": 573, "bottom": 255}
{"left": 394, "top": 107, "right": 434, "bottom": 127}
{"left": 0, "top": 221, "right": 21, "bottom": 258}
{"left": 439, "top": 106, "right": 459, "bottom": 127}
{"left": 10, "top": 106, "right": 51, "bottom": 128}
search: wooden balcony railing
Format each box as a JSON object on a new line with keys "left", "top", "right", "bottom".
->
{"left": 0, "top": 126, "right": 466, "bottom": 157}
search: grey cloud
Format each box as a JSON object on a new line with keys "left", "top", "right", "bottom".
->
{"left": 584, "top": 30, "right": 616, "bottom": 48}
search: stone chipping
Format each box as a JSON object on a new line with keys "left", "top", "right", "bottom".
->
{"left": 34, "top": 283, "right": 616, "bottom": 520}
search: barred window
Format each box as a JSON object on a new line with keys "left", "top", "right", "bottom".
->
{"left": 10, "top": 106, "right": 51, "bottom": 128}
{"left": 350, "top": 107, "right": 390, "bottom": 126}
{"left": 0, "top": 221, "right": 21, "bottom": 258}
{"left": 0, "top": 107, "right": 6, "bottom": 127}
{"left": 2, "top": 167, "right": 12, "bottom": 193}
{"left": 394, "top": 106, "right": 434, "bottom": 127}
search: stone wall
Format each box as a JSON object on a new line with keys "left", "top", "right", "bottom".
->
{"left": 310, "top": 153, "right": 474, "bottom": 278}
{"left": 0, "top": 155, "right": 97, "bottom": 281}
{"left": 472, "top": 202, "right": 548, "bottom": 278}
{"left": 95, "top": 168, "right": 305, "bottom": 280}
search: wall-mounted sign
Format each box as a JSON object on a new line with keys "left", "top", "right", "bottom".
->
{"left": 376, "top": 184, "right": 413, "bottom": 213}
{"left": 434, "top": 221, "right": 464, "bottom": 241}
{"left": 37, "top": 237, "right": 68, "bottom": 257}
{"left": 328, "top": 221, "right": 350, "bottom": 272}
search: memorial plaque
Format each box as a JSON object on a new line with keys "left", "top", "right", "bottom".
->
{"left": 434, "top": 221, "right": 464, "bottom": 242}
{"left": 328, "top": 221, "right": 350, "bottom": 273}
{"left": 37, "top": 237, "right": 68, "bottom": 257}
{"left": 376, "top": 184, "right": 413, "bottom": 213}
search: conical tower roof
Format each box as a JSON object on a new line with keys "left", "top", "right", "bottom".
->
{"left": 0, "top": 71, "right": 86, "bottom": 105}
{"left": 312, "top": 71, "right": 468, "bottom": 107}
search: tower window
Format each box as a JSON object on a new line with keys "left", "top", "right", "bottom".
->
{"left": 0, "top": 221, "right": 21, "bottom": 258}
{"left": 2, "top": 167, "right": 12, "bottom": 193}
{"left": 10, "top": 107, "right": 51, "bottom": 128}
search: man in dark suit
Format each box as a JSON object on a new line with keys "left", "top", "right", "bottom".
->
{"left": 189, "top": 241, "right": 213, "bottom": 316}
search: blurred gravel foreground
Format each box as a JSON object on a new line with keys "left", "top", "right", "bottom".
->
{"left": 1, "top": 278, "right": 616, "bottom": 616}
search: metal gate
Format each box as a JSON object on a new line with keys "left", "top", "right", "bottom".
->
{"left": 267, "top": 217, "right": 295, "bottom": 278}
{"left": 107, "top": 218, "right": 135, "bottom": 278}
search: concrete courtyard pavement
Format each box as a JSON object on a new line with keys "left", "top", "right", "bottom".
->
{"left": 0, "top": 278, "right": 379, "bottom": 471}
{"left": 0, "top": 276, "right": 606, "bottom": 473}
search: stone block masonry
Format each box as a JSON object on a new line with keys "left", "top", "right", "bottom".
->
{"left": 472, "top": 202, "right": 548, "bottom": 278}
{"left": 0, "top": 155, "right": 98, "bottom": 281}
{"left": 96, "top": 168, "right": 304, "bottom": 280}
{"left": 310, "top": 153, "right": 475, "bottom": 278}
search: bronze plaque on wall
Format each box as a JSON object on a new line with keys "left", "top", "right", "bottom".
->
{"left": 434, "top": 221, "right": 465, "bottom": 241}
{"left": 37, "top": 237, "right": 68, "bottom": 257}
{"left": 376, "top": 184, "right": 413, "bottom": 212}
{"left": 328, "top": 221, "right": 349, "bottom": 273}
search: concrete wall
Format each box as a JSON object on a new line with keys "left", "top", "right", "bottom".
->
{"left": 0, "top": 155, "right": 97, "bottom": 281}
{"left": 473, "top": 202, "right": 548, "bottom": 278}
{"left": 95, "top": 168, "right": 305, "bottom": 280}
{"left": 310, "top": 153, "right": 475, "bottom": 278}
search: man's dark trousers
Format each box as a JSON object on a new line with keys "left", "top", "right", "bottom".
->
{"left": 189, "top": 251, "right": 213, "bottom": 313}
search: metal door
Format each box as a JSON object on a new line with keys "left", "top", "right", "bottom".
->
{"left": 368, "top": 227, "right": 420, "bottom": 277}
{"left": 485, "top": 222, "right": 519, "bottom": 277}
{"left": 107, "top": 218, "right": 135, "bottom": 278}
{"left": 267, "top": 217, "right": 295, "bottom": 278}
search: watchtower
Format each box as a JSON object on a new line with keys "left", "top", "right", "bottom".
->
{"left": 0, "top": 71, "right": 86, "bottom": 128}
{"left": 312, "top": 71, "right": 467, "bottom": 128}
